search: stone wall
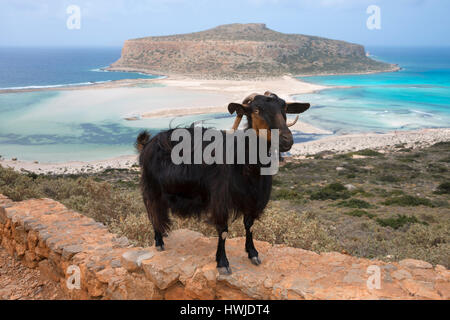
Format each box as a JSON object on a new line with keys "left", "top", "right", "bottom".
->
{"left": 0, "top": 194, "right": 448, "bottom": 300}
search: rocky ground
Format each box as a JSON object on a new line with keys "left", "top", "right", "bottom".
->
{"left": 1, "top": 141, "right": 449, "bottom": 268}
{"left": 0, "top": 247, "right": 67, "bottom": 300}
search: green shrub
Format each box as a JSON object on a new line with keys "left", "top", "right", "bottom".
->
{"left": 383, "top": 195, "right": 433, "bottom": 207}
{"left": 375, "top": 188, "right": 405, "bottom": 198}
{"left": 272, "top": 188, "right": 302, "bottom": 201}
{"left": 337, "top": 198, "right": 372, "bottom": 209}
{"left": 432, "top": 141, "right": 450, "bottom": 148}
{"left": 354, "top": 149, "right": 383, "bottom": 157}
{"left": 435, "top": 182, "right": 450, "bottom": 195}
{"left": 0, "top": 167, "right": 42, "bottom": 201}
{"left": 272, "top": 178, "right": 283, "bottom": 186}
{"left": 344, "top": 210, "right": 375, "bottom": 219}
{"left": 310, "top": 183, "right": 350, "bottom": 200}
{"left": 427, "top": 163, "right": 447, "bottom": 173}
{"left": 376, "top": 215, "right": 426, "bottom": 230}
{"left": 439, "top": 156, "right": 450, "bottom": 163}
{"left": 378, "top": 175, "right": 399, "bottom": 183}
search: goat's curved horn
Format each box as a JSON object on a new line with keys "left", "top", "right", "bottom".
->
{"left": 242, "top": 93, "right": 258, "bottom": 105}
{"left": 264, "top": 91, "right": 273, "bottom": 96}
{"left": 231, "top": 115, "right": 243, "bottom": 130}
{"left": 287, "top": 115, "right": 299, "bottom": 127}
{"left": 231, "top": 93, "right": 258, "bottom": 131}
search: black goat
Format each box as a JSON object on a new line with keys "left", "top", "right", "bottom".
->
{"left": 136, "top": 92, "right": 310, "bottom": 274}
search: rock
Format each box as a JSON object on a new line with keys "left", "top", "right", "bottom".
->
{"left": 121, "top": 249, "right": 154, "bottom": 272}
{"left": 111, "top": 23, "right": 396, "bottom": 79}
{"left": 0, "top": 284, "right": 15, "bottom": 299}
{"left": 392, "top": 269, "right": 412, "bottom": 281}
{"left": 141, "top": 255, "right": 180, "bottom": 290}
{"left": 110, "top": 259, "right": 122, "bottom": 268}
{"left": 38, "top": 260, "right": 61, "bottom": 283}
{"left": 344, "top": 184, "right": 357, "bottom": 191}
{"left": 342, "top": 269, "right": 365, "bottom": 284}
{"left": 62, "top": 245, "right": 83, "bottom": 260}
{"left": 435, "top": 265, "right": 447, "bottom": 272}
{"left": 401, "top": 279, "right": 441, "bottom": 299}
{"left": 435, "top": 281, "right": 450, "bottom": 299}
{"left": 113, "top": 236, "right": 129, "bottom": 248}
{"left": 336, "top": 167, "right": 345, "bottom": 171}
{"left": 399, "top": 259, "right": 433, "bottom": 269}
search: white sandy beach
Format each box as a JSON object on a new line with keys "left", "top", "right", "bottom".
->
{"left": 2, "top": 128, "right": 449, "bottom": 175}
{"left": 0, "top": 75, "right": 449, "bottom": 174}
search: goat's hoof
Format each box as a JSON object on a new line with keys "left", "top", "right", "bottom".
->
{"left": 156, "top": 245, "right": 165, "bottom": 251}
{"left": 162, "top": 232, "right": 169, "bottom": 238}
{"left": 217, "top": 266, "right": 232, "bottom": 275}
{"left": 250, "top": 256, "right": 261, "bottom": 266}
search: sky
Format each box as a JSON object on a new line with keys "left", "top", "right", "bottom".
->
{"left": 1, "top": 0, "right": 449, "bottom": 47}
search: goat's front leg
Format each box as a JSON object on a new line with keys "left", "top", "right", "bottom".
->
{"left": 244, "top": 215, "right": 261, "bottom": 265}
{"left": 216, "top": 224, "right": 231, "bottom": 275}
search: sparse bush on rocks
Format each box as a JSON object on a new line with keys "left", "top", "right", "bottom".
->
{"left": 435, "top": 182, "right": 450, "bottom": 195}
{"left": 310, "top": 182, "right": 350, "bottom": 200}
{"left": 375, "top": 214, "right": 426, "bottom": 230}
{"left": 344, "top": 210, "right": 375, "bottom": 219}
{"left": 383, "top": 195, "right": 434, "bottom": 207}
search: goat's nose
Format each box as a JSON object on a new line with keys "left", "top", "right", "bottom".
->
{"left": 281, "top": 134, "right": 293, "bottom": 146}
{"left": 279, "top": 134, "right": 294, "bottom": 152}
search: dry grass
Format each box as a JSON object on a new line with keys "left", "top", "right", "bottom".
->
{"left": 0, "top": 166, "right": 338, "bottom": 253}
{"left": 0, "top": 142, "right": 449, "bottom": 267}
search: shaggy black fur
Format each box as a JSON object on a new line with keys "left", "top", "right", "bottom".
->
{"left": 136, "top": 93, "right": 309, "bottom": 274}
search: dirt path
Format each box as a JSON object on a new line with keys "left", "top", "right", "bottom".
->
{"left": 0, "top": 247, "right": 67, "bottom": 300}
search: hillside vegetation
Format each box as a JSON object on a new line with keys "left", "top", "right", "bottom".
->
{"left": 1, "top": 142, "right": 448, "bottom": 267}
{"left": 110, "top": 23, "right": 398, "bottom": 79}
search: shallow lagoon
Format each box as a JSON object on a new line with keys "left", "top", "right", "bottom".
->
{"left": 0, "top": 87, "right": 241, "bottom": 162}
{"left": 296, "top": 47, "right": 450, "bottom": 134}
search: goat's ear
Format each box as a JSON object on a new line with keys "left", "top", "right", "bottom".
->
{"left": 286, "top": 102, "right": 310, "bottom": 114}
{"left": 228, "top": 103, "right": 248, "bottom": 116}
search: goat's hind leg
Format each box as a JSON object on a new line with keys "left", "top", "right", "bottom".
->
{"left": 154, "top": 230, "right": 165, "bottom": 251}
{"left": 216, "top": 224, "right": 232, "bottom": 275}
{"left": 145, "top": 199, "right": 169, "bottom": 251}
{"left": 244, "top": 215, "right": 261, "bottom": 265}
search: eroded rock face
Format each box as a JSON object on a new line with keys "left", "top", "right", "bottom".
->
{"left": 0, "top": 195, "right": 448, "bottom": 300}
{"left": 109, "top": 23, "right": 397, "bottom": 79}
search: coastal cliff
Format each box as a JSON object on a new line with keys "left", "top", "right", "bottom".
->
{"left": 109, "top": 23, "right": 398, "bottom": 79}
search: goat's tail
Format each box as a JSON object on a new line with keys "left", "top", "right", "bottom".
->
{"left": 135, "top": 130, "right": 151, "bottom": 153}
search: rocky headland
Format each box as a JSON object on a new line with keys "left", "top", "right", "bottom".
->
{"left": 109, "top": 23, "right": 398, "bottom": 79}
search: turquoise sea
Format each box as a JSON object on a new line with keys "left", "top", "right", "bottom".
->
{"left": 295, "top": 47, "right": 450, "bottom": 134}
{"left": 0, "top": 47, "right": 449, "bottom": 163}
